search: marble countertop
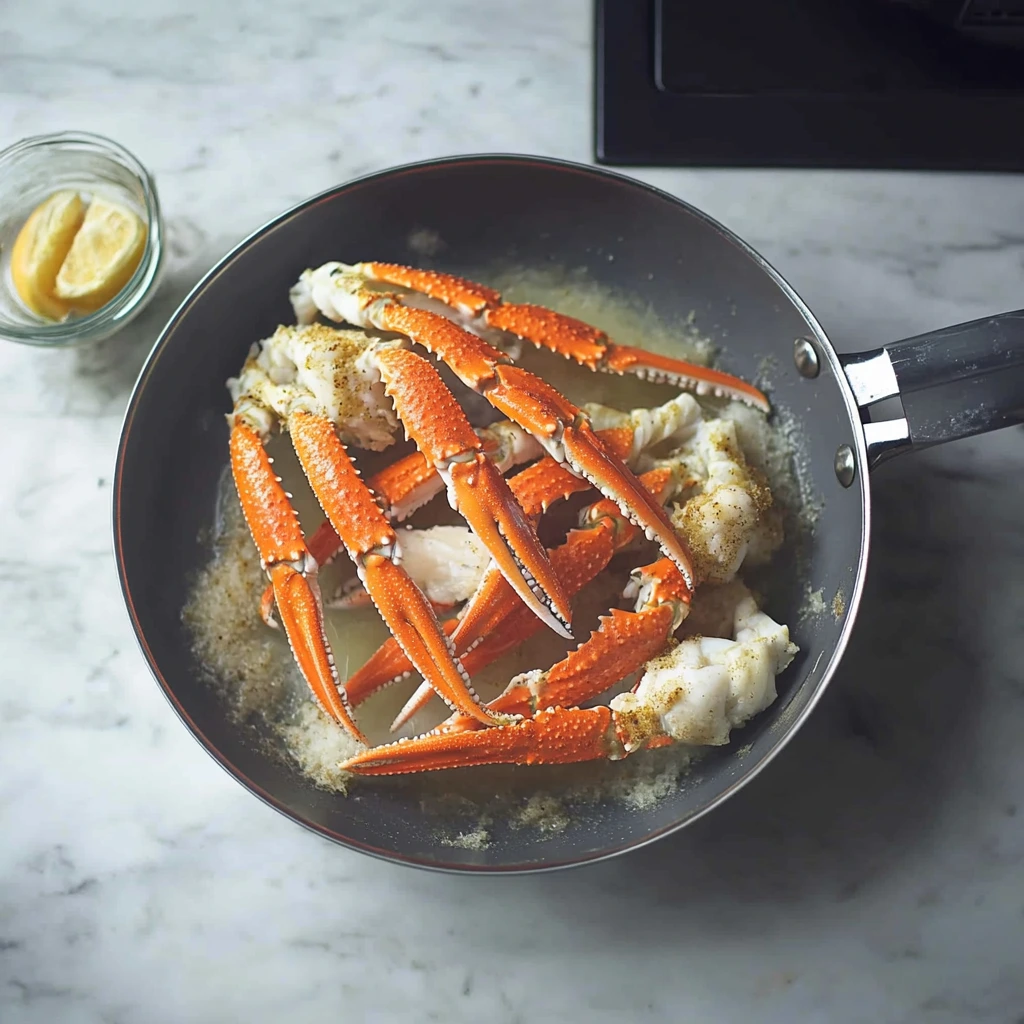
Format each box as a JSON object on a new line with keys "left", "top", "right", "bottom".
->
{"left": 2, "top": 1, "right": 1023, "bottom": 1020}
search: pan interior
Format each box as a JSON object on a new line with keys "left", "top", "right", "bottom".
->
{"left": 115, "top": 157, "right": 868, "bottom": 871}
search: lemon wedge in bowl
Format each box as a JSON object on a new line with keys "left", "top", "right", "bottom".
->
{"left": 54, "top": 196, "right": 147, "bottom": 314}
{"left": 10, "top": 190, "right": 86, "bottom": 319}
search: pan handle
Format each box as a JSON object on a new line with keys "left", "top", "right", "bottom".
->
{"left": 838, "top": 309, "right": 1024, "bottom": 468}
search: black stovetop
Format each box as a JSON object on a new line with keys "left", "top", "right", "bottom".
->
{"left": 596, "top": 0, "right": 1024, "bottom": 169}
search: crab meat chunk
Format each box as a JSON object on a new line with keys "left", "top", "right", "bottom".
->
{"left": 665, "top": 417, "right": 778, "bottom": 582}
{"left": 227, "top": 323, "right": 398, "bottom": 450}
{"left": 394, "top": 525, "right": 491, "bottom": 607}
{"left": 611, "top": 592, "right": 798, "bottom": 750}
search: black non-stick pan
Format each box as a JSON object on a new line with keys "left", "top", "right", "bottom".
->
{"left": 114, "top": 155, "right": 1024, "bottom": 872}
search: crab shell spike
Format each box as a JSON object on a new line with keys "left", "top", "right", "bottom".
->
{"left": 340, "top": 706, "right": 620, "bottom": 776}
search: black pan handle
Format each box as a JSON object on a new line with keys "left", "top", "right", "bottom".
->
{"left": 839, "top": 309, "right": 1024, "bottom": 467}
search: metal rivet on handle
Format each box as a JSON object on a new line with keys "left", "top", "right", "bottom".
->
{"left": 793, "top": 337, "right": 820, "bottom": 378}
{"left": 834, "top": 444, "right": 856, "bottom": 488}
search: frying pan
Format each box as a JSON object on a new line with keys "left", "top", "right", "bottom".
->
{"left": 114, "top": 155, "right": 1024, "bottom": 872}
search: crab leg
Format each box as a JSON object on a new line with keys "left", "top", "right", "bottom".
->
{"left": 355, "top": 263, "right": 771, "bottom": 413}
{"left": 342, "top": 518, "right": 619, "bottom": 714}
{"left": 296, "top": 269, "right": 697, "bottom": 588}
{"left": 341, "top": 440, "right": 656, "bottom": 709}
{"left": 308, "top": 423, "right": 634, "bottom": 621}
{"left": 374, "top": 345, "right": 571, "bottom": 638}
{"left": 346, "top": 465, "right": 680, "bottom": 728}
{"left": 258, "top": 420, "right": 541, "bottom": 624}
{"left": 229, "top": 422, "right": 366, "bottom": 743}
{"left": 339, "top": 559, "right": 691, "bottom": 775}
{"left": 285, "top": 411, "right": 508, "bottom": 728}
{"left": 342, "top": 706, "right": 620, "bottom": 774}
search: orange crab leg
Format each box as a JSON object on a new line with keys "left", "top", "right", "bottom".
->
{"left": 357, "top": 262, "right": 770, "bottom": 412}
{"left": 374, "top": 522, "right": 621, "bottom": 727}
{"left": 340, "top": 558, "right": 690, "bottom": 775}
{"left": 374, "top": 345, "right": 572, "bottom": 639}
{"left": 229, "top": 422, "right": 366, "bottom": 742}
{"left": 321, "top": 290, "right": 696, "bottom": 588}
{"left": 286, "top": 411, "right": 505, "bottom": 728}
{"left": 257, "top": 447, "right": 444, "bottom": 626}
{"left": 382, "top": 468, "right": 679, "bottom": 730}
{"left": 342, "top": 440, "right": 653, "bottom": 712}
{"left": 289, "top": 423, "right": 633, "bottom": 625}
{"left": 487, "top": 305, "right": 771, "bottom": 412}
{"left": 341, "top": 705, "right": 619, "bottom": 775}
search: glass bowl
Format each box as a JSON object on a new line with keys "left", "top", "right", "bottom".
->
{"left": 0, "top": 131, "right": 164, "bottom": 347}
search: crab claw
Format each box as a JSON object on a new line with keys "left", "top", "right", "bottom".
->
{"left": 340, "top": 706, "right": 619, "bottom": 775}
{"left": 561, "top": 419, "right": 695, "bottom": 590}
{"left": 267, "top": 563, "right": 367, "bottom": 745}
{"left": 444, "top": 454, "right": 572, "bottom": 639}
{"left": 356, "top": 553, "right": 508, "bottom": 727}
{"left": 374, "top": 345, "right": 573, "bottom": 641}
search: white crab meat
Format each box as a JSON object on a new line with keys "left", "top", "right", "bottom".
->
{"left": 662, "top": 415, "right": 780, "bottom": 582}
{"left": 394, "top": 525, "right": 490, "bottom": 606}
{"left": 611, "top": 591, "right": 798, "bottom": 750}
{"left": 481, "top": 421, "right": 543, "bottom": 475}
{"left": 584, "top": 393, "right": 704, "bottom": 462}
{"left": 227, "top": 323, "right": 398, "bottom": 451}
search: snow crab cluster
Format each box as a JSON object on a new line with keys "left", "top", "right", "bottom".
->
{"left": 226, "top": 262, "right": 797, "bottom": 776}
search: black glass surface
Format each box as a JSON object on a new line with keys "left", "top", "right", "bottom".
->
{"left": 656, "top": 0, "right": 1024, "bottom": 94}
{"left": 596, "top": 0, "right": 1024, "bottom": 169}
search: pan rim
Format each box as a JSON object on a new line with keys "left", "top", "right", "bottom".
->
{"left": 112, "top": 153, "right": 872, "bottom": 874}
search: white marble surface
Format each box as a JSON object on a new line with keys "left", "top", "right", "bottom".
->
{"left": 2, "top": 1, "right": 1023, "bottom": 1021}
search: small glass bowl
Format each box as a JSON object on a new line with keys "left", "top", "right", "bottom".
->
{"left": 0, "top": 131, "right": 164, "bottom": 347}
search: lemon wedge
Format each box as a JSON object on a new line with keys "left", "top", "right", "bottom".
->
{"left": 10, "top": 190, "right": 86, "bottom": 319}
{"left": 55, "top": 196, "right": 147, "bottom": 313}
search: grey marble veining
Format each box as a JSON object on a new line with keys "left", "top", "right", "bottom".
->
{"left": 2, "top": 1, "right": 1023, "bottom": 1021}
